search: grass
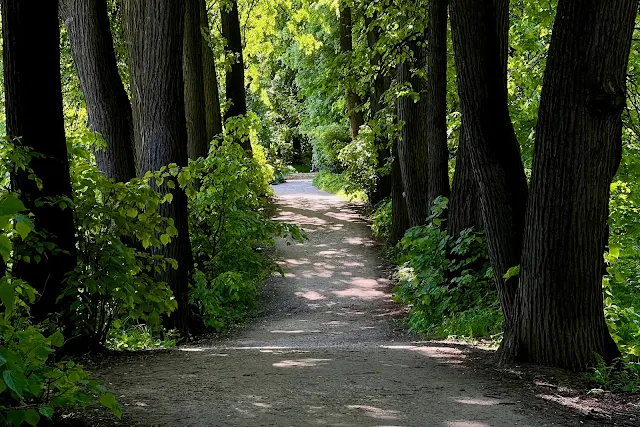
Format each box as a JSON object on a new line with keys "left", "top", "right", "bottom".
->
{"left": 312, "top": 171, "right": 367, "bottom": 202}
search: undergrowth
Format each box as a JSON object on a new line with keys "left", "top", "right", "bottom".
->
{"left": 312, "top": 171, "right": 367, "bottom": 202}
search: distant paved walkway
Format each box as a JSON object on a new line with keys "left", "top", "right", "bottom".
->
{"left": 92, "top": 180, "right": 593, "bottom": 427}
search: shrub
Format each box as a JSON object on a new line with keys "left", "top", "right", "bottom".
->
{"left": 310, "top": 124, "right": 350, "bottom": 172}
{"left": 370, "top": 198, "right": 392, "bottom": 239}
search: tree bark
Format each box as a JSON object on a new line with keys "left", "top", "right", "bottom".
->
{"left": 121, "top": 0, "right": 194, "bottom": 336}
{"left": 397, "top": 39, "right": 431, "bottom": 227}
{"left": 514, "top": 0, "right": 636, "bottom": 370}
{"left": 366, "top": 13, "right": 392, "bottom": 207}
{"left": 391, "top": 138, "right": 410, "bottom": 245}
{"left": 221, "top": 0, "right": 252, "bottom": 154}
{"left": 2, "top": 0, "right": 78, "bottom": 322}
{"left": 339, "top": 5, "right": 365, "bottom": 140}
{"left": 60, "top": 0, "right": 136, "bottom": 182}
{"left": 184, "top": 0, "right": 208, "bottom": 159}
{"left": 448, "top": 128, "right": 481, "bottom": 237}
{"left": 200, "top": 0, "right": 223, "bottom": 142}
{"left": 449, "top": 0, "right": 528, "bottom": 342}
{"left": 425, "top": 0, "right": 450, "bottom": 205}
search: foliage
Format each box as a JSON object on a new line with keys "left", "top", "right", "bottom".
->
{"left": 393, "top": 198, "right": 499, "bottom": 338}
{"left": 587, "top": 355, "right": 640, "bottom": 393}
{"left": 310, "top": 124, "right": 351, "bottom": 173}
{"left": 312, "top": 171, "right": 367, "bottom": 202}
{"left": 370, "top": 198, "right": 392, "bottom": 239}
{"left": 0, "top": 194, "right": 121, "bottom": 425}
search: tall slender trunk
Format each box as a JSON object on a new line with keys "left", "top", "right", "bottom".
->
{"left": 339, "top": 5, "right": 364, "bottom": 140}
{"left": 60, "top": 0, "right": 136, "bottom": 182}
{"left": 397, "top": 39, "right": 431, "bottom": 227}
{"left": 2, "top": 0, "right": 77, "bottom": 322}
{"left": 448, "top": 129, "right": 481, "bottom": 237}
{"left": 450, "top": 0, "right": 528, "bottom": 342}
{"left": 221, "top": 0, "right": 252, "bottom": 154}
{"left": 200, "top": 0, "right": 223, "bottom": 142}
{"left": 121, "top": 0, "right": 194, "bottom": 336}
{"left": 184, "top": 0, "right": 208, "bottom": 159}
{"left": 366, "top": 13, "right": 391, "bottom": 207}
{"left": 391, "top": 139, "right": 410, "bottom": 245}
{"left": 425, "top": 0, "right": 450, "bottom": 205}
{"left": 514, "top": 0, "right": 636, "bottom": 370}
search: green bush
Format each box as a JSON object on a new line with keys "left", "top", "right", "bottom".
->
{"left": 370, "top": 198, "right": 392, "bottom": 239}
{"left": 310, "top": 124, "right": 350, "bottom": 172}
{"left": 312, "top": 171, "right": 367, "bottom": 202}
{"left": 393, "top": 198, "right": 500, "bottom": 338}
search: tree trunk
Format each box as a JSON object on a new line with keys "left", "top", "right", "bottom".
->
{"left": 184, "top": 0, "right": 208, "bottom": 159}
{"left": 201, "top": 0, "right": 223, "bottom": 142}
{"left": 339, "top": 5, "right": 364, "bottom": 140}
{"left": 60, "top": 0, "right": 136, "bottom": 182}
{"left": 396, "top": 40, "right": 431, "bottom": 227}
{"left": 449, "top": 0, "right": 528, "bottom": 342}
{"left": 121, "top": 0, "right": 194, "bottom": 336}
{"left": 2, "top": 0, "right": 78, "bottom": 322}
{"left": 391, "top": 139, "right": 410, "bottom": 245}
{"left": 448, "top": 128, "right": 481, "bottom": 237}
{"left": 221, "top": 0, "right": 252, "bottom": 154}
{"left": 514, "top": 0, "right": 636, "bottom": 370}
{"left": 425, "top": 0, "right": 450, "bottom": 205}
{"left": 366, "top": 13, "right": 391, "bottom": 207}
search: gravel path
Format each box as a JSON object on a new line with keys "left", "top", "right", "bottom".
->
{"left": 93, "top": 180, "right": 597, "bottom": 427}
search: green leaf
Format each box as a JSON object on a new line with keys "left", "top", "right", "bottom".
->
{"left": 0, "top": 280, "right": 15, "bottom": 313}
{"left": 50, "top": 331, "right": 65, "bottom": 347}
{"left": 127, "top": 208, "right": 138, "bottom": 218}
{"left": 38, "top": 407, "right": 53, "bottom": 420}
{"left": 24, "top": 409, "right": 40, "bottom": 426}
{"left": 15, "top": 219, "right": 33, "bottom": 240}
{"left": 0, "top": 195, "right": 25, "bottom": 216}
{"left": 160, "top": 234, "right": 170, "bottom": 245}
{"left": 99, "top": 393, "right": 123, "bottom": 419}
{"left": 503, "top": 265, "right": 521, "bottom": 280}
{"left": 3, "top": 369, "right": 24, "bottom": 398}
{"left": 0, "top": 235, "right": 12, "bottom": 262}
{"left": 6, "top": 410, "right": 24, "bottom": 426}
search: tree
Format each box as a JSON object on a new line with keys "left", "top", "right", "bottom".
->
{"left": 221, "top": 0, "right": 252, "bottom": 153}
{"left": 2, "top": 0, "right": 78, "bottom": 322}
{"left": 60, "top": 0, "right": 136, "bottom": 182}
{"left": 339, "top": 4, "right": 364, "bottom": 140}
{"left": 425, "top": 0, "right": 450, "bottom": 205}
{"left": 184, "top": 0, "right": 208, "bottom": 159}
{"left": 449, "top": 0, "right": 528, "bottom": 342}
{"left": 391, "top": 139, "right": 410, "bottom": 244}
{"left": 448, "top": 131, "right": 481, "bottom": 237}
{"left": 396, "top": 38, "right": 431, "bottom": 227}
{"left": 514, "top": 0, "right": 637, "bottom": 370}
{"left": 201, "top": 0, "right": 223, "bottom": 142}
{"left": 121, "top": 0, "right": 194, "bottom": 335}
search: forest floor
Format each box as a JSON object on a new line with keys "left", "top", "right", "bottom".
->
{"left": 72, "top": 179, "right": 638, "bottom": 427}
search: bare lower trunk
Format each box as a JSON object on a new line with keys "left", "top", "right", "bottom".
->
{"left": 339, "top": 5, "right": 364, "bottom": 140}
{"left": 391, "top": 139, "right": 410, "bottom": 245}
{"left": 448, "top": 128, "right": 481, "bottom": 237}
{"left": 201, "top": 0, "right": 223, "bottom": 142}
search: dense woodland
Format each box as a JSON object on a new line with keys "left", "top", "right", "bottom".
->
{"left": 0, "top": 0, "right": 639, "bottom": 424}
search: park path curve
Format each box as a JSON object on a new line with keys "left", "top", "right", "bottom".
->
{"left": 92, "top": 179, "right": 591, "bottom": 427}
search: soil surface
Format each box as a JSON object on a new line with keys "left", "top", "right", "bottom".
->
{"left": 78, "top": 180, "right": 636, "bottom": 426}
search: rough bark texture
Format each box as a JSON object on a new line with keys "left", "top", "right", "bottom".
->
{"left": 60, "top": 0, "right": 136, "bottom": 182}
{"left": 515, "top": 0, "right": 636, "bottom": 370}
{"left": 122, "top": 0, "right": 194, "bottom": 335}
{"left": 339, "top": 5, "right": 365, "bottom": 140}
{"left": 391, "top": 139, "right": 410, "bottom": 245}
{"left": 184, "top": 0, "right": 208, "bottom": 159}
{"left": 221, "top": 0, "right": 251, "bottom": 153}
{"left": 366, "top": 14, "right": 391, "bottom": 207}
{"left": 449, "top": 0, "right": 528, "bottom": 342}
{"left": 2, "top": 0, "right": 77, "bottom": 322}
{"left": 448, "top": 129, "right": 481, "bottom": 237}
{"left": 201, "top": 0, "right": 223, "bottom": 142}
{"left": 425, "top": 0, "right": 450, "bottom": 205}
{"left": 396, "top": 40, "right": 431, "bottom": 227}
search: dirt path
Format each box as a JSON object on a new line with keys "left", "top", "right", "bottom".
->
{"left": 92, "top": 180, "right": 598, "bottom": 426}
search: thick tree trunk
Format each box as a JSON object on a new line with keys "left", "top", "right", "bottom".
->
{"left": 448, "top": 129, "right": 481, "bottom": 237}
{"left": 450, "top": 0, "right": 528, "bottom": 342}
{"left": 425, "top": 0, "right": 450, "bottom": 205}
{"left": 201, "top": 0, "right": 223, "bottom": 142}
{"left": 366, "top": 14, "right": 391, "bottom": 207}
{"left": 122, "top": 0, "right": 194, "bottom": 336}
{"left": 339, "top": 5, "right": 365, "bottom": 140}
{"left": 2, "top": 0, "right": 78, "bottom": 322}
{"left": 184, "top": 0, "right": 208, "bottom": 159}
{"left": 60, "top": 0, "right": 136, "bottom": 182}
{"left": 514, "top": 0, "right": 636, "bottom": 370}
{"left": 221, "top": 0, "right": 251, "bottom": 154}
{"left": 391, "top": 139, "right": 410, "bottom": 245}
{"left": 396, "top": 40, "right": 431, "bottom": 227}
